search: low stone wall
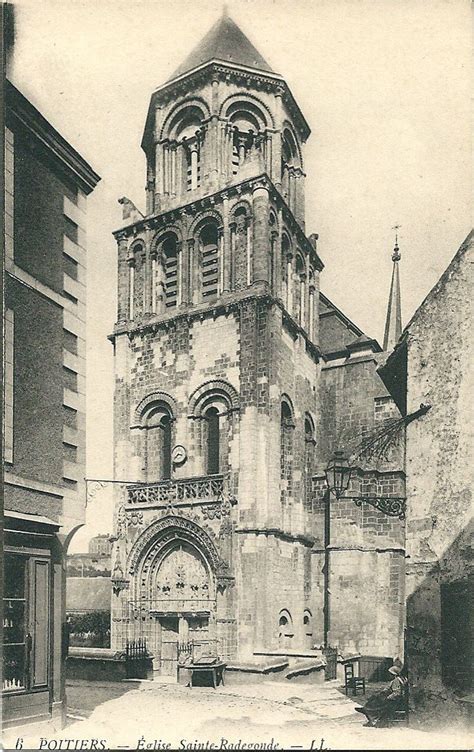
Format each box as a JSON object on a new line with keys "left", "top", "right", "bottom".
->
{"left": 224, "top": 659, "right": 289, "bottom": 685}
{"left": 66, "top": 647, "right": 152, "bottom": 682}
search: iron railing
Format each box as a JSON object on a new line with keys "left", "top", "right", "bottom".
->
{"left": 127, "top": 474, "right": 224, "bottom": 505}
{"left": 129, "top": 598, "right": 214, "bottom": 616}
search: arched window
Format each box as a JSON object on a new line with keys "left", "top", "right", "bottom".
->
{"left": 171, "top": 106, "right": 204, "bottom": 193}
{"left": 280, "top": 400, "right": 294, "bottom": 505}
{"left": 278, "top": 609, "right": 294, "bottom": 648}
{"left": 189, "top": 380, "right": 238, "bottom": 478}
{"left": 205, "top": 406, "right": 220, "bottom": 475}
{"left": 200, "top": 223, "right": 219, "bottom": 301}
{"left": 227, "top": 102, "right": 265, "bottom": 176}
{"left": 144, "top": 404, "right": 173, "bottom": 481}
{"left": 162, "top": 236, "right": 178, "bottom": 308}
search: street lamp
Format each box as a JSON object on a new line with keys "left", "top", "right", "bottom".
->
{"left": 324, "top": 449, "right": 352, "bottom": 500}
{"left": 324, "top": 449, "right": 406, "bottom": 520}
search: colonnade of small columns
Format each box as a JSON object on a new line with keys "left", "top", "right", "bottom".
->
{"left": 146, "top": 118, "right": 305, "bottom": 220}
{"left": 116, "top": 193, "right": 318, "bottom": 341}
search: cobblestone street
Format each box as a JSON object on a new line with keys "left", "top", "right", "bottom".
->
{"left": 4, "top": 680, "right": 471, "bottom": 751}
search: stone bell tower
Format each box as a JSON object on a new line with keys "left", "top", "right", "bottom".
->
{"left": 109, "top": 10, "right": 325, "bottom": 671}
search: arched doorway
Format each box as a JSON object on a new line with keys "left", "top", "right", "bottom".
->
{"left": 128, "top": 516, "right": 219, "bottom": 677}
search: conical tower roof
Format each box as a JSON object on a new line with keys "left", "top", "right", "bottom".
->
{"left": 168, "top": 13, "right": 274, "bottom": 81}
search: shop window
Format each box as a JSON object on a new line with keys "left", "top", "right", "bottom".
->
{"left": 3, "top": 553, "right": 50, "bottom": 692}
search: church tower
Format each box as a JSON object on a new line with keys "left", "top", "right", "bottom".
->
{"left": 109, "top": 11, "right": 325, "bottom": 669}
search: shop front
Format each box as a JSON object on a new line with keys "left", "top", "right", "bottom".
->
{"left": 3, "top": 511, "right": 66, "bottom": 731}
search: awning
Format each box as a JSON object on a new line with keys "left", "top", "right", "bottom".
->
{"left": 4, "top": 509, "right": 61, "bottom": 534}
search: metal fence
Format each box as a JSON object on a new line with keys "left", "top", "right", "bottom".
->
{"left": 125, "top": 638, "right": 148, "bottom": 679}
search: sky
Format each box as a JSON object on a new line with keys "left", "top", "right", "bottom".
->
{"left": 8, "top": 0, "right": 472, "bottom": 552}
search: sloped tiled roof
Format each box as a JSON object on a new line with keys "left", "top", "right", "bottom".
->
{"left": 168, "top": 14, "right": 274, "bottom": 82}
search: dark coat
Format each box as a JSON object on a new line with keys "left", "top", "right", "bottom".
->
{"left": 361, "top": 675, "right": 407, "bottom": 720}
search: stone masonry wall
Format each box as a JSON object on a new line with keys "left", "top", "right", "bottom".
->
{"left": 313, "top": 354, "right": 405, "bottom": 657}
{"left": 405, "top": 233, "right": 472, "bottom": 725}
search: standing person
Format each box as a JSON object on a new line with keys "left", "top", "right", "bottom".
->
{"left": 355, "top": 663, "right": 407, "bottom": 727}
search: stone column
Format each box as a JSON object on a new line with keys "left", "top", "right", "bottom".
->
{"left": 272, "top": 86, "right": 284, "bottom": 188}
{"left": 143, "top": 242, "right": 152, "bottom": 315}
{"left": 151, "top": 252, "right": 157, "bottom": 314}
{"left": 127, "top": 252, "right": 135, "bottom": 321}
{"left": 229, "top": 222, "right": 236, "bottom": 290}
{"left": 275, "top": 208, "right": 283, "bottom": 300}
{"left": 294, "top": 168, "right": 305, "bottom": 229}
{"left": 252, "top": 181, "right": 270, "bottom": 285}
{"left": 170, "top": 143, "right": 177, "bottom": 197}
{"left": 246, "top": 220, "right": 252, "bottom": 286}
{"left": 190, "top": 143, "right": 199, "bottom": 191}
{"left": 300, "top": 273, "right": 306, "bottom": 328}
{"left": 227, "top": 127, "right": 234, "bottom": 180}
{"left": 154, "top": 143, "right": 163, "bottom": 209}
{"left": 270, "top": 231, "right": 278, "bottom": 294}
{"left": 209, "top": 75, "right": 220, "bottom": 190}
{"left": 265, "top": 132, "right": 273, "bottom": 179}
{"left": 238, "top": 136, "right": 246, "bottom": 166}
{"left": 117, "top": 234, "right": 129, "bottom": 323}
{"left": 308, "top": 286, "right": 315, "bottom": 341}
{"left": 222, "top": 193, "right": 231, "bottom": 292}
{"left": 176, "top": 241, "right": 183, "bottom": 306}
{"left": 179, "top": 239, "right": 189, "bottom": 307}
{"left": 287, "top": 167, "right": 294, "bottom": 213}
{"left": 163, "top": 144, "right": 169, "bottom": 196}
{"left": 146, "top": 158, "right": 155, "bottom": 215}
{"left": 218, "top": 228, "right": 224, "bottom": 295}
{"left": 189, "top": 238, "right": 199, "bottom": 304}
{"left": 287, "top": 254, "right": 293, "bottom": 313}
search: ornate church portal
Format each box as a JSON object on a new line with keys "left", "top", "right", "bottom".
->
{"left": 125, "top": 518, "right": 220, "bottom": 675}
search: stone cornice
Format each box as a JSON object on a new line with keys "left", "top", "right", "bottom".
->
{"left": 6, "top": 80, "right": 100, "bottom": 194}
{"left": 113, "top": 173, "right": 324, "bottom": 272}
{"left": 108, "top": 288, "right": 322, "bottom": 363}
{"left": 235, "top": 527, "right": 316, "bottom": 547}
{"left": 141, "top": 61, "right": 310, "bottom": 152}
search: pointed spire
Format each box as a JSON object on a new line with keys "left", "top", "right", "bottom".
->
{"left": 383, "top": 228, "right": 403, "bottom": 351}
{"left": 167, "top": 12, "right": 274, "bottom": 82}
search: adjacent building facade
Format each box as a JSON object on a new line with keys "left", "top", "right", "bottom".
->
{"left": 3, "top": 81, "right": 100, "bottom": 730}
{"left": 109, "top": 13, "right": 405, "bottom": 676}
{"left": 380, "top": 231, "right": 473, "bottom": 726}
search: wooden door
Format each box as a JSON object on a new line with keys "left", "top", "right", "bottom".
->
{"left": 160, "top": 617, "right": 179, "bottom": 676}
{"left": 187, "top": 615, "right": 210, "bottom": 659}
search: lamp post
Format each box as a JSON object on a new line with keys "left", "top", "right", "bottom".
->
{"left": 322, "top": 449, "right": 406, "bottom": 648}
{"left": 324, "top": 450, "right": 406, "bottom": 519}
